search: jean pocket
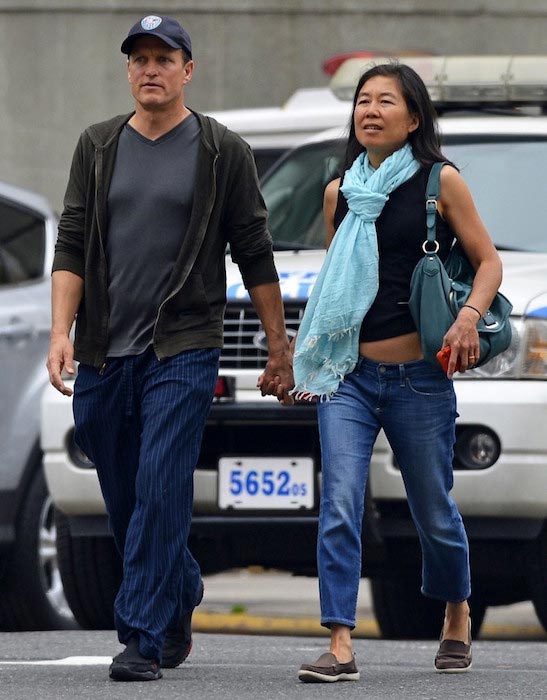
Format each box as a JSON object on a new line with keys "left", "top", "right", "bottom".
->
{"left": 406, "top": 373, "right": 452, "bottom": 397}
{"left": 74, "top": 362, "right": 118, "bottom": 396}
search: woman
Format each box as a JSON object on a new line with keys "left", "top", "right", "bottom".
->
{"left": 292, "top": 63, "right": 503, "bottom": 681}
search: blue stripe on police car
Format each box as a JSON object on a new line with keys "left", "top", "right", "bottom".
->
{"left": 227, "top": 271, "right": 318, "bottom": 300}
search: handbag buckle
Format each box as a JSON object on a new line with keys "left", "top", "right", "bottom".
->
{"left": 422, "top": 240, "right": 440, "bottom": 254}
{"left": 426, "top": 198, "right": 438, "bottom": 211}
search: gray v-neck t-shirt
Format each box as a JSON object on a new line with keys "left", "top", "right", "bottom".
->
{"left": 106, "top": 114, "right": 200, "bottom": 357}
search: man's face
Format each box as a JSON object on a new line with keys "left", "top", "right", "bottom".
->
{"left": 127, "top": 36, "right": 194, "bottom": 111}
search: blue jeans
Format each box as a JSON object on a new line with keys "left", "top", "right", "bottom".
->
{"left": 73, "top": 346, "right": 220, "bottom": 659}
{"left": 317, "top": 357, "right": 470, "bottom": 629}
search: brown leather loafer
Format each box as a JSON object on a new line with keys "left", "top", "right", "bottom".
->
{"left": 435, "top": 619, "right": 472, "bottom": 673}
{"left": 298, "top": 652, "right": 360, "bottom": 683}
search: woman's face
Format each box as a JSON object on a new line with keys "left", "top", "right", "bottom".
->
{"left": 353, "top": 75, "right": 419, "bottom": 168}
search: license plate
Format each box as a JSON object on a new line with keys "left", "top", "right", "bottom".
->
{"left": 218, "top": 457, "right": 314, "bottom": 510}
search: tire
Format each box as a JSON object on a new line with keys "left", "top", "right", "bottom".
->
{"left": 0, "top": 468, "right": 77, "bottom": 631}
{"left": 371, "top": 574, "right": 486, "bottom": 639}
{"left": 527, "top": 526, "right": 547, "bottom": 633}
{"left": 55, "top": 509, "right": 122, "bottom": 630}
{"left": 56, "top": 520, "right": 229, "bottom": 629}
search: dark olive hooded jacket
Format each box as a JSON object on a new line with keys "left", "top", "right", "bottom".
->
{"left": 53, "top": 111, "right": 278, "bottom": 368}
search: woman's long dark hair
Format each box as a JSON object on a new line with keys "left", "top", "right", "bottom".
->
{"left": 342, "top": 62, "right": 454, "bottom": 173}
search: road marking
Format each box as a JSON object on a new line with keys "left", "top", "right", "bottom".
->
{"left": 0, "top": 656, "right": 111, "bottom": 666}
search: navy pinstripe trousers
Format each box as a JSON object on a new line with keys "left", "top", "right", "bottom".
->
{"left": 73, "top": 346, "right": 220, "bottom": 659}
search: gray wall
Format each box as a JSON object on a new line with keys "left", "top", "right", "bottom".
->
{"left": 2, "top": 0, "right": 547, "bottom": 210}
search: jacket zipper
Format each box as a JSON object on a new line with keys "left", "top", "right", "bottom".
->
{"left": 94, "top": 147, "right": 110, "bottom": 365}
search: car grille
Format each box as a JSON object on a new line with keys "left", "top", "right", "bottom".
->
{"left": 221, "top": 302, "right": 304, "bottom": 369}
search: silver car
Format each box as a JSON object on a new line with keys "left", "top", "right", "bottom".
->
{"left": 0, "top": 180, "right": 74, "bottom": 629}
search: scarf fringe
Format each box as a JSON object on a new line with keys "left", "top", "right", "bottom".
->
{"left": 328, "top": 328, "right": 354, "bottom": 341}
{"left": 290, "top": 390, "right": 318, "bottom": 402}
{"left": 290, "top": 371, "right": 350, "bottom": 403}
{"left": 300, "top": 325, "right": 356, "bottom": 352}
{"left": 292, "top": 328, "right": 358, "bottom": 401}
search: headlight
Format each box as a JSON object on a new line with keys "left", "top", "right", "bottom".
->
{"left": 462, "top": 318, "right": 523, "bottom": 378}
{"left": 458, "top": 316, "right": 547, "bottom": 379}
{"left": 521, "top": 317, "right": 547, "bottom": 378}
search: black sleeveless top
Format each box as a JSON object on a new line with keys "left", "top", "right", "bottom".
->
{"left": 333, "top": 165, "right": 455, "bottom": 342}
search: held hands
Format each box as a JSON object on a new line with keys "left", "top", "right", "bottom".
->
{"left": 440, "top": 306, "right": 481, "bottom": 378}
{"left": 257, "top": 345, "right": 295, "bottom": 406}
{"left": 46, "top": 334, "right": 76, "bottom": 396}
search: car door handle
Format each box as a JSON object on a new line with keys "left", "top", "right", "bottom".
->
{"left": 0, "top": 318, "right": 34, "bottom": 342}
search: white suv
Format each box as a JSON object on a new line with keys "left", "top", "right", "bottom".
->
{"left": 42, "top": 56, "right": 547, "bottom": 637}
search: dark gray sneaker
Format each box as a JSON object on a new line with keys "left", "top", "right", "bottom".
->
{"left": 161, "top": 580, "right": 204, "bottom": 669}
{"left": 298, "top": 652, "right": 360, "bottom": 683}
{"left": 109, "top": 637, "right": 162, "bottom": 682}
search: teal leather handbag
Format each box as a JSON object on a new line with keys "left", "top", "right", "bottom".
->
{"left": 408, "top": 162, "right": 513, "bottom": 368}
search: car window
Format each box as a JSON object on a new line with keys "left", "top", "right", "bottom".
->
{"left": 253, "top": 148, "right": 288, "bottom": 177}
{"left": 261, "top": 135, "right": 547, "bottom": 253}
{"left": 0, "top": 198, "right": 45, "bottom": 286}
{"left": 261, "top": 140, "right": 344, "bottom": 249}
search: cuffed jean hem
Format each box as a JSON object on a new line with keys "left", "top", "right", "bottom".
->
{"left": 321, "top": 618, "right": 356, "bottom": 630}
{"left": 421, "top": 587, "right": 471, "bottom": 604}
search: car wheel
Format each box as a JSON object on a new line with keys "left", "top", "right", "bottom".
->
{"left": 55, "top": 509, "right": 121, "bottom": 629}
{"left": 527, "top": 526, "right": 547, "bottom": 634}
{"left": 0, "top": 468, "right": 77, "bottom": 630}
{"left": 371, "top": 574, "right": 486, "bottom": 639}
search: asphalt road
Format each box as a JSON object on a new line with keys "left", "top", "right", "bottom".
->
{"left": 0, "top": 630, "right": 545, "bottom": 700}
{"left": 1, "top": 569, "right": 544, "bottom": 699}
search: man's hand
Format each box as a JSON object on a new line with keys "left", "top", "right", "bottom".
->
{"left": 248, "top": 283, "right": 296, "bottom": 405}
{"left": 48, "top": 270, "right": 84, "bottom": 394}
{"left": 47, "top": 334, "right": 76, "bottom": 396}
{"left": 257, "top": 347, "right": 295, "bottom": 406}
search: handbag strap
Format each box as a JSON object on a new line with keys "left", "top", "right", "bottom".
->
{"left": 424, "top": 161, "right": 449, "bottom": 248}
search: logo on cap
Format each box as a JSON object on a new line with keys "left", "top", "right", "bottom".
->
{"left": 141, "top": 15, "right": 162, "bottom": 31}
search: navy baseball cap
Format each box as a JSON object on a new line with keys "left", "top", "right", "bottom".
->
{"left": 121, "top": 15, "right": 192, "bottom": 58}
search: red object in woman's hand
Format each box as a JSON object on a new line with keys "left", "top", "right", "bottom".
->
{"left": 436, "top": 346, "right": 461, "bottom": 373}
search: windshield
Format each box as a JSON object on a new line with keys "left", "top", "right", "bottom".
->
{"left": 443, "top": 139, "right": 547, "bottom": 252}
{"left": 261, "top": 136, "right": 547, "bottom": 253}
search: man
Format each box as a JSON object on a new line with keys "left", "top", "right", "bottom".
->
{"left": 47, "top": 14, "right": 293, "bottom": 682}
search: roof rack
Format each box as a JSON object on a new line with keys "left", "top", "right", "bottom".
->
{"left": 329, "top": 55, "right": 547, "bottom": 108}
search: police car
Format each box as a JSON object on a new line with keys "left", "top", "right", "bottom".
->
{"left": 42, "top": 55, "right": 547, "bottom": 637}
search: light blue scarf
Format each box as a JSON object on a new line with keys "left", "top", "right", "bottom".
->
{"left": 292, "top": 143, "right": 420, "bottom": 399}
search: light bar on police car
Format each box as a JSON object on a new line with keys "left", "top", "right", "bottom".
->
{"left": 329, "top": 55, "right": 547, "bottom": 106}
